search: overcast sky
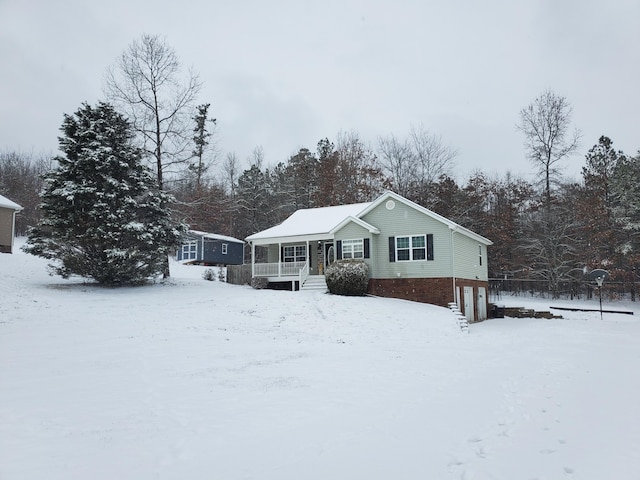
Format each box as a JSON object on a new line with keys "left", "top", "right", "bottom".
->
{"left": 1, "top": 0, "right": 638, "bottom": 182}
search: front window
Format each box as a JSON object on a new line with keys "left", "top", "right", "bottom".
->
{"left": 283, "top": 245, "right": 307, "bottom": 262}
{"left": 396, "top": 235, "right": 426, "bottom": 261}
{"left": 342, "top": 239, "right": 364, "bottom": 259}
{"left": 222, "top": 243, "right": 228, "bottom": 255}
{"left": 181, "top": 241, "right": 197, "bottom": 260}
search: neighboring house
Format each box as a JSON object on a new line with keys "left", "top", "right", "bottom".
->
{"left": 245, "top": 191, "right": 493, "bottom": 322}
{"left": 0, "top": 193, "right": 23, "bottom": 254}
{"left": 176, "top": 230, "right": 244, "bottom": 266}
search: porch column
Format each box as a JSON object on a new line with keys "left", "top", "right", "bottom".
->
{"left": 251, "top": 242, "right": 255, "bottom": 277}
{"left": 306, "top": 240, "right": 309, "bottom": 272}
{"left": 278, "top": 242, "right": 282, "bottom": 277}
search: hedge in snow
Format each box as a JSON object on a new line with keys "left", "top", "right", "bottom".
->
{"left": 325, "top": 259, "right": 370, "bottom": 296}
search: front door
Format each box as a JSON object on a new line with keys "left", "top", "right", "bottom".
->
{"left": 324, "top": 242, "right": 334, "bottom": 268}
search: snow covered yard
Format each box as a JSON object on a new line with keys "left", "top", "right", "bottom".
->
{"left": 1, "top": 249, "right": 640, "bottom": 480}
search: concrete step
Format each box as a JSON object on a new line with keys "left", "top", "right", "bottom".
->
{"left": 301, "top": 275, "right": 328, "bottom": 291}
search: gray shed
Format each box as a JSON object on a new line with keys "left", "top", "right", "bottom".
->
{"left": 177, "top": 230, "right": 244, "bottom": 266}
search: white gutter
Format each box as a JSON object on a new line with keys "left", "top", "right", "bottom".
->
{"left": 450, "top": 226, "right": 457, "bottom": 305}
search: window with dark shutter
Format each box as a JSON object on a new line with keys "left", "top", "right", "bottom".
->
{"left": 336, "top": 240, "right": 342, "bottom": 260}
{"left": 388, "top": 236, "right": 395, "bottom": 262}
{"left": 427, "top": 234, "right": 434, "bottom": 260}
{"left": 393, "top": 234, "right": 432, "bottom": 261}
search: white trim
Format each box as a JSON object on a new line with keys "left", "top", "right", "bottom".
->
{"left": 395, "top": 234, "right": 427, "bottom": 261}
{"left": 330, "top": 216, "right": 380, "bottom": 235}
{"left": 250, "top": 233, "right": 334, "bottom": 246}
{"left": 181, "top": 241, "right": 198, "bottom": 261}
{"left": 341, "top": 238, "right": 364, "bottom": 259}
{"left": 358, "top": 191, "right": 493, "bottom": 246}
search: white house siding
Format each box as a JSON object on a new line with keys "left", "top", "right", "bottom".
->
{"left": 361, "top": 200, "right": 453, "bottom": 279}
{"left": 452, "top": 231, "right": 489, "bottom": 281}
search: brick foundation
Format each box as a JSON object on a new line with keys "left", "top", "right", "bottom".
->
{"left": 367, "top": 277, "right": 455, "bottom": 307}
{"left": 367, "top": 277, "right": 490, "bottom": 321}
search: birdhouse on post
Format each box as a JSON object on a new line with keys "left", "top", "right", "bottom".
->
{"left": 588, "top": 269, "right": 609, "bottom": 319}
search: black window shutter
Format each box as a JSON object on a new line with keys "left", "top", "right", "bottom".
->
{"left": 388, "top": 236, "right": 395, "bottom": 262}
{"left": 363, "top": 238, "right": 370, "bottom": 259}
{"left": 336, "top": 240, "right": 342, "bottom": 260}
{"left": 427, "top": 234, "right": 434, "bottom": 260}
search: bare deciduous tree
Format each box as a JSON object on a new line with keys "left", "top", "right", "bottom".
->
{"left": 104, "top": 34, "right": 202, "bottom": 190}
{"left": 377, "top": 133, "right": 414, "bottom": 198}
{"left": 517, "top": 89, "right": 581, "bottom": 210}
{"left": 408, "top": 124, "right": 457, "bottom": 207}
{"left": 0, "top": 151, "right": 55, "bottom": 233}
{"left": 378, "top": 125, "right": 456, "bottom": 206}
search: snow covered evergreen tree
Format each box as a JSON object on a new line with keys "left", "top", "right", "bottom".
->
{"left": 23, "top": 102, "right": 187, "bottom": 286}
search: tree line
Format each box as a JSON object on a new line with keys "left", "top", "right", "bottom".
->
{"left": 0, "top": 34, "right": 638, "bottom": 295}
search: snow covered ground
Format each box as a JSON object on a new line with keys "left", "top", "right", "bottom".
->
{"left": 1, "top": 244, "right": 639, "bottom": 479}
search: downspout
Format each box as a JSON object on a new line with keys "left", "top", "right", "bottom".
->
{"left": 450, "top": 226, "right": 457, "bottom": 305}
{"left": 11, "top": 210, "right": 17, "bottom": 253}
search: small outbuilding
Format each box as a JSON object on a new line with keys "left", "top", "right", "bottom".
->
{"left": 0, "top": 193, "right": 23, "bottom": 254}
{"left": 176, "top": 230, "right": 244, "bottom": 266}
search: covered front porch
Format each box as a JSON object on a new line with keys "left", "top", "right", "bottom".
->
{"left": 249, "top": 237, "right": 336, "bottom": 289}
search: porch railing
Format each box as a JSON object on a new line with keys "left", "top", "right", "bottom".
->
{"left": 299, "top": 261, "right": 310, "bottom": 286}
{"left": 253, "top": 261, "right": 308, "bottom": 277}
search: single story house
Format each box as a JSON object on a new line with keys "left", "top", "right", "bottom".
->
{"left": 0, "top": 193, "right": 23, "bottom": 254}
{"left": 245, "top": 191, "right": 493, "bottom": 322}
{"left": 176, "top": 230, "right": 244, "bottom": 266}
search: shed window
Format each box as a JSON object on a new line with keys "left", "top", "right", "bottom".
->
{"left": 342, "top": 239, "right": 364, "bottom": 259}
{"left": 181, "top": 241, "right": 197, "bottom": 260}
{"left": 222, "top": 243, "right": 228, "bottom": 255}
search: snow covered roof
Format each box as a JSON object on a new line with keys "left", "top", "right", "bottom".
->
{"left": 246, "top": 202, "right": 372, "bottom": 242}
{"left": 0, "top": 194, "right": 23, "bottom": 211}
{"left": 188, "top": 230, "right": 244, "bottom": 244}
{"left": 246, "top": 191, "right": 492, "bottom": 246}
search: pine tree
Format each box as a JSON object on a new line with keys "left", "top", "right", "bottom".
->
{"left": 23, "top": 102, "right": 187, "bottom": 286}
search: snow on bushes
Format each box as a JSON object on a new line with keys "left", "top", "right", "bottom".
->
{"left": 251, "top": 277, "right": 269, "bottom": 289}
{"left": 203, "top": 268, "right": 216, "bottom": 281}
{"left": 325, "top": 259, "right": 369, "bottom": 296}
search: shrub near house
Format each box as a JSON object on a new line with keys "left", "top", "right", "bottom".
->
{"left": 325, "top": 259, "right": 369, "bottom": 296}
